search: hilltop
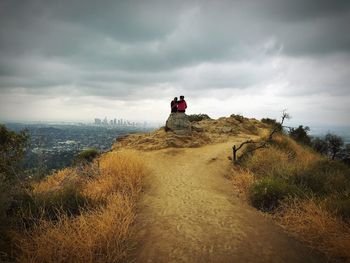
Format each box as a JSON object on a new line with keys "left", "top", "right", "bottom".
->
{"left": 113, "top": 114, "right": 267, "bottom": 150}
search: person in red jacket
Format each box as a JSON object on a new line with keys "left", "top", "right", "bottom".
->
{"left": 177, "top": 95, "right": 187, "bottom": 113}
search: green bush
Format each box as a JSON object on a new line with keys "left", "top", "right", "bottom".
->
{"left": 291, "top": 160, "right": 350, "bottom": 196}
{"left": 261, "top": 118, "right": 283, "bottom": 134}
{"left": 187, "top": 114, "right": 211, "bottom": 122}
{"left": 230, "top": 114, "right": 245, "bottom": 123}
{"left": 32, "top": 184, "right": 89, "bottom": 220}
{"left": 13, "top": 184, "right": 89, "bottom": 224}
{"left": 289, "top": 125, "right": 312, "bottom": 146}
{"left": 74, "top": 148, "right": 100, "bottom": 165}
{"left": 249, "top": 178, "right": 297, "bottom": 212}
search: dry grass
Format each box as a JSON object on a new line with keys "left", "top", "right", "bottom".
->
{"left": 230, "top": 168, "right": 255, "bottom": 199}
{"left": 83, "top": 151, "right": 146, "bottom": 202}
{"left": 241, "top": 135, "right": 322, "bottom": 180}
{"left": 33, "top": 168, "right": 79, "bottom": 194}
{"left": 235, "top": 134, "right": 350, "bottom": 261}
{"left": 16, "top": 194, "right": 134, "bottom": 263}
{"left": 15, "top": 150, "right": 147, "bottom": 263}
{"left": 276, "top": 199, "right": 350, "bottom": 262}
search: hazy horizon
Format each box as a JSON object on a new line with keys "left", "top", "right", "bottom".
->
{"left": 1, "top": 0, "right": 350, "bottom": 127}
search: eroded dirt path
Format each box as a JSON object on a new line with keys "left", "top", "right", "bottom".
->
{"left": 132, "top": 140, "right": 325, "bottom": 263}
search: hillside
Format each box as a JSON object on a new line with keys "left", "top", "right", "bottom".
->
{"left": 3, "top": 114, "right": 349, "bottom": 263}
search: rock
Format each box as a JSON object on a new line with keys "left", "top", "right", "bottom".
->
{"left": 192, "top": 125, "right": 204, "bottom": 132}
{"left": 221, "top": 127, "right": 233, "bottom": 133}
{"left": 165, "top": 112, "right": 192, "bottom": 135}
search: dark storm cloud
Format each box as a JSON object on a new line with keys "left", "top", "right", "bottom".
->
{"left": 0, "top": 0, "right": 349, "bottom": 100}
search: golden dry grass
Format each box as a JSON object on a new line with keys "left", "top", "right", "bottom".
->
{"left": 33, "top": 168, "right": 79, "bottom": 194}
{"left": 276, "top": 199, "right": 350, "bottom": 261}
{"left": 83, "top": 151, "right": 146, "bottom": 202}
{"left": 230, "top": 168, "right": 255, "bottom": 199}
{"left": 242, "top": 135, "right": 321, "bottom": 179}
{"left": 15, "top": 150, "right": 147, "bottom": 263}
{"left": 16, "top": 194, "right": 134, "bottom": 263}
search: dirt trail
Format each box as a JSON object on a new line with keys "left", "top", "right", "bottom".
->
{"left": 132, "top": 140, "right": 325, "bottom": 263}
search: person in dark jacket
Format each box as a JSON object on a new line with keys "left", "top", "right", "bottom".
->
{"left": 177, "top": 95, "right": 187, "bottom": 113}
{"left": 170, "top": 97, "right": 178, "bottom": 113}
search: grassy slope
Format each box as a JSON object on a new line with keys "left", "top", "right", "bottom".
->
{"left": 7, "top": 115, "right": 349, "bottom": 262}
{"left": 14, "top": 150, "right": 148, "bottom": 263}
{"left": 230, "top": 134, "right": 350, "bottom": 262}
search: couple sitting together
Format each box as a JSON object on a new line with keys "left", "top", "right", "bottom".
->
{"left": 170, "top": 95, "right": 187, "bottom": 113}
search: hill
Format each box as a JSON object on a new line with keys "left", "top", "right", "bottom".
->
{"left": 2, "top": 114, "right": 349, "bottom": 263}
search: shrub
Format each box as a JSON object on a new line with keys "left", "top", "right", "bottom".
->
{"left": 325, "top": 133, "right": 344, "bottom": 160}
{"left": 249, "top": 178, "right": 296, "bottom": 212}
{"left": 261, "top": 118, "right": 283, "bottom": 134}
{"left": 289, "top": 125, "right": 311, "bottom": 146}
{"left": 74, "top": 148, "right": 100, "bottom": 165}
{"left": 187, "top": 114, "right": 211, "bottom": 122}
{"left": 32, "top": 184, "right": 89, "bottom": 221}
{"left": 230, "top": 114, "right": 245, "bottom": 123}
{"left": 291, "top": 159, "right": 350, "bottom": 196}
{"left": 240, "top": 146, "right": 293, "bottom": 179}
{"left": 312, "top": 137, "right": 329, "bottom": 155}
{"left": 242, "top": 122, "right": 259, "bottom": 135}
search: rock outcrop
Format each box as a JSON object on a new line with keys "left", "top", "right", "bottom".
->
{"left": 165, "top": 112, "right": 192, "bottom": 135}
{"left": 113, "top": 115, "right": 269, "bottom": 151}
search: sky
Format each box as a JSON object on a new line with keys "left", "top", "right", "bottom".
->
{"left": 0, "top": 0, "right": 349, "bottom": 128}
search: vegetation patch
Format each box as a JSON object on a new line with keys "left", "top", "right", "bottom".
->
{"left": 231, "top": 132, "right": 350, "bottom": 261}
{"left": 249, "top": 178, "right": 297, "bottom": 212}
{"left": 187, "top": 114, "right": 211, "bottom": 122}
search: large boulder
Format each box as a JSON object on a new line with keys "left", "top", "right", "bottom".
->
{"left": 166, "top": 112, "right": 192, "bottom": 135}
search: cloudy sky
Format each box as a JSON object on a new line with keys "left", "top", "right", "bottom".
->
{"left": 0, "top": 0, "right": 349, "bottom": 127}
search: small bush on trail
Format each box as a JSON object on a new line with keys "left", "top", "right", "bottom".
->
{"left": 74, "top": 148, "right": 100, "bottom": 165}
{"left": 249, "top": 178, "right": 297, "bottom": 212}
{"left": 230, "top": 114, "right": 245, "bottom": 123}
{"left": 187, "top": 114, "right": 211, "bottom": 122}
{"left": 261, "top": 118, "right": 283, "bottom": 134}
{"left": 289, "top": 125, "right": 312, "bottom": 146}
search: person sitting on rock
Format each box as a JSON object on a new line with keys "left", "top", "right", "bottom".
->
{"left": 177, "top": 95, "right": 187, "bottom": 113}
{"left": 171, "top": 97, "right": 178, "bottom": 113}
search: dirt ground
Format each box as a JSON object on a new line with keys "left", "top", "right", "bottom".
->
{"left": 131, "top": 140, "right": 326, "bottom": 263}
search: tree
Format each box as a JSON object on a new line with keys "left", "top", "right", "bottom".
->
{"left": 0, "top": 124, "right": 29, "bottom": 254}
{"left": 289, "top": 125, "right": 311, "bottom": 146}
{"left": 232, "top": 111, "right": 290, "bottom": 162}
{"left": 325, "top": 133, "right": 344, "bottom": 160}
{"left": 0, "top": 124, "right": 29, "bottom": 182}
{"left": 312, "top": 137, "right": 329, "bottom": 155}
{"left": 261, "top": 118, "right": 283, "bottom": 133}
{"left": 339, "top": 144, "right": 350, "bottom": 165}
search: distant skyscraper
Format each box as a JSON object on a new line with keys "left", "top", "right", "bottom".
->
{"left": 94, "top": 118, "right": 102, "bottom": 125}
{"left": 113, "top": 118, "right": 117, "bottom": 125}
{"left": 103, "top": 117, "right": 108, "bottom": 125}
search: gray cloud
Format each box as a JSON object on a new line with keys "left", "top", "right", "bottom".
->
{"left": 0, "top": 0, "right": 349, "bottom": 125}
